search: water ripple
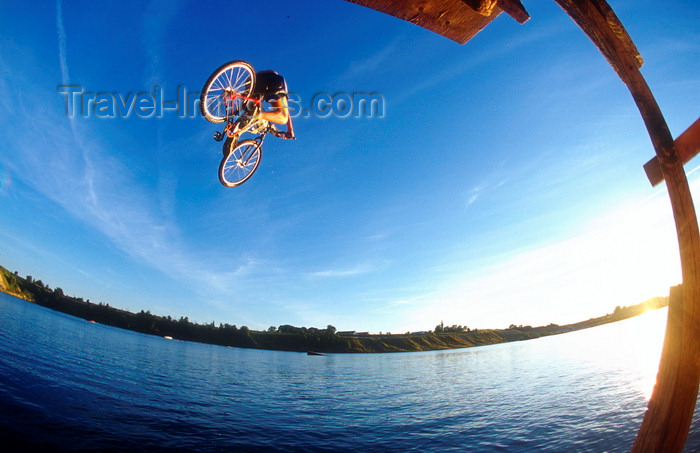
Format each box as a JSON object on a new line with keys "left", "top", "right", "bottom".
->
{"left": 1, "top": 294, "right": 698, "bottom": 452}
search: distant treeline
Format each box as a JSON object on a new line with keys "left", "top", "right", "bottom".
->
{"left": 0, "top": 266, "right": 349, "bottom": 352}
{"left": 0, "top": 265, "right": 669, "bottom": 353}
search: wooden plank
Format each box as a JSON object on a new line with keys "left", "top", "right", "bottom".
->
{"left": 644, "top": 117, "right": 700, "bottom": 186}
{"left": 461, "top": 0, "right": 529, "bottom": 24}
{"left": 345, "top": 0, "right": 501, "bottom": 44}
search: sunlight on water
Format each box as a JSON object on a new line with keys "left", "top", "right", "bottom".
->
{"left": 546, "top": 307, "right": 668, "bottom": 402}
{"left": 1, "top": 294, "right": 695, "bottom": 453}
{"left": 634, "top": 309, "right": 667, "bottom": 400}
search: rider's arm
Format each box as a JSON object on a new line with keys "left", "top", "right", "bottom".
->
{"left": 259, "top": 96, "right": 289, "bottom": 125}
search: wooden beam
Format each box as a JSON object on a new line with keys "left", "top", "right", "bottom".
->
{"left": 461, "top": 0, "right": 530, "bottom": 24}
{"left": 552, "top": 2, "right": 700, "bottom": 452}
{"left": 552, "top": 0, "right": 643, "bottom": 81}
{"left": 497, "top": 0, "right": 530, "bottom": 24}
{"left": 644, "top": 117, "right": 700, "bottom": 186}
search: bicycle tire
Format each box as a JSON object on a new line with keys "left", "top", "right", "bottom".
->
{"left": 200, "top": 60, "right": 255, "bottom": 123}
{"left": 219, "top": 138, "right": 262, "bottom": 187}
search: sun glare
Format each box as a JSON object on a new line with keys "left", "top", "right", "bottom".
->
{"left": 394, "top": 173, "right": 697, "bottom": 334}
{"left": 633, "top": 309, "right": 667, "bottom": 400}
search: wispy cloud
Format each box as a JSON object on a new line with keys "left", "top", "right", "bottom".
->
{"left": 6, "top": 107, "right": 269, "bottom": 315}
{"left": 142, "top": 0, "right": 186, "bottom": 87}
{"left": 366, "top": 231, "right": 392, "bottom": 242}
{"left": 56, "top": 0, "right": 69, "bottom": 84}
{"left": 333, "top": 31, "right": 409, "bottom": 86}
{"left": 392, "top": 19, "right": 570, "bottom": 105}
{"left": 385, "top": 289, "right": 442, "bottom": 307}
{"left": 306, "top": 262, "right": 376, "bottom": 279}
{"left": 465, "top": 185, "right": 482, "bottom": 208}
{"left": 0, "top": 3, "right": 269, "bottom": 317}
{"left": 464, "top": 168, "right": 510, "bottom": 209}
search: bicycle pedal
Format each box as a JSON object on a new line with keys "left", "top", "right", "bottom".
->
{"left": 213, "top": 131, "right": 223, "bottom": 142}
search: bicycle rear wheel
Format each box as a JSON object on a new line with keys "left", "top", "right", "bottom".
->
{"left": 200, "top": 60, "right": 255, "bottom": 123}
{"left": 219, "top": 138, "right": 262, "bottom": 187}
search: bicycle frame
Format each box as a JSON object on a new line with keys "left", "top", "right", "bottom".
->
{"left": 213, "top": 92, "right": 281, "bottom": 145}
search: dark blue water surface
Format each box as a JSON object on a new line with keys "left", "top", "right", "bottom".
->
{"left": 1, "top": 292, "right": 698, "bottom": 452}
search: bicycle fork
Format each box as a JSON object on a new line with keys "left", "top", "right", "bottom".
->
{"left": 233, "top": 135, "right": 265, "bottom": 168}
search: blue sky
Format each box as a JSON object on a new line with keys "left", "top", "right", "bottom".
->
{"left": 0, "top": 0, "right": 698, "bottom": 333}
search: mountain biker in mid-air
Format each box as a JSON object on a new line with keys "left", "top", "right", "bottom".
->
{"left": 200, "top": 61, "right": 295, "bottom": 187}
{"left": 248, "top": 70, "right": 295, "bottom": 139}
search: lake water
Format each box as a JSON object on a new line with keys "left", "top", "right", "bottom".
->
{"left": 0, "top": 292, "right": 698, "bottom": 452}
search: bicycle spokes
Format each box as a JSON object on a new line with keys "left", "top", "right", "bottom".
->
{"left": 200, "top": 61, "right": 255, "bottom": 123}
{"left": 219, "top": 140, "right": 262, "bottom": 187}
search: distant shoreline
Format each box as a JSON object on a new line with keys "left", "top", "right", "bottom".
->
{"left": 0, "top": 264, "right": 669, "bottom": 353}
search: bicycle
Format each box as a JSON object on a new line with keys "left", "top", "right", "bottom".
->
{"left": 200, "top": 60, "right": 292, "bottom": 187}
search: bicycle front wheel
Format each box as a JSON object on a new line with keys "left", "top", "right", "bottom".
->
{"left": 219, "top": 139, "right": 262, "bottom": 187}
{"left": 200, "top": 60, "right": 255, "bottom": 123}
